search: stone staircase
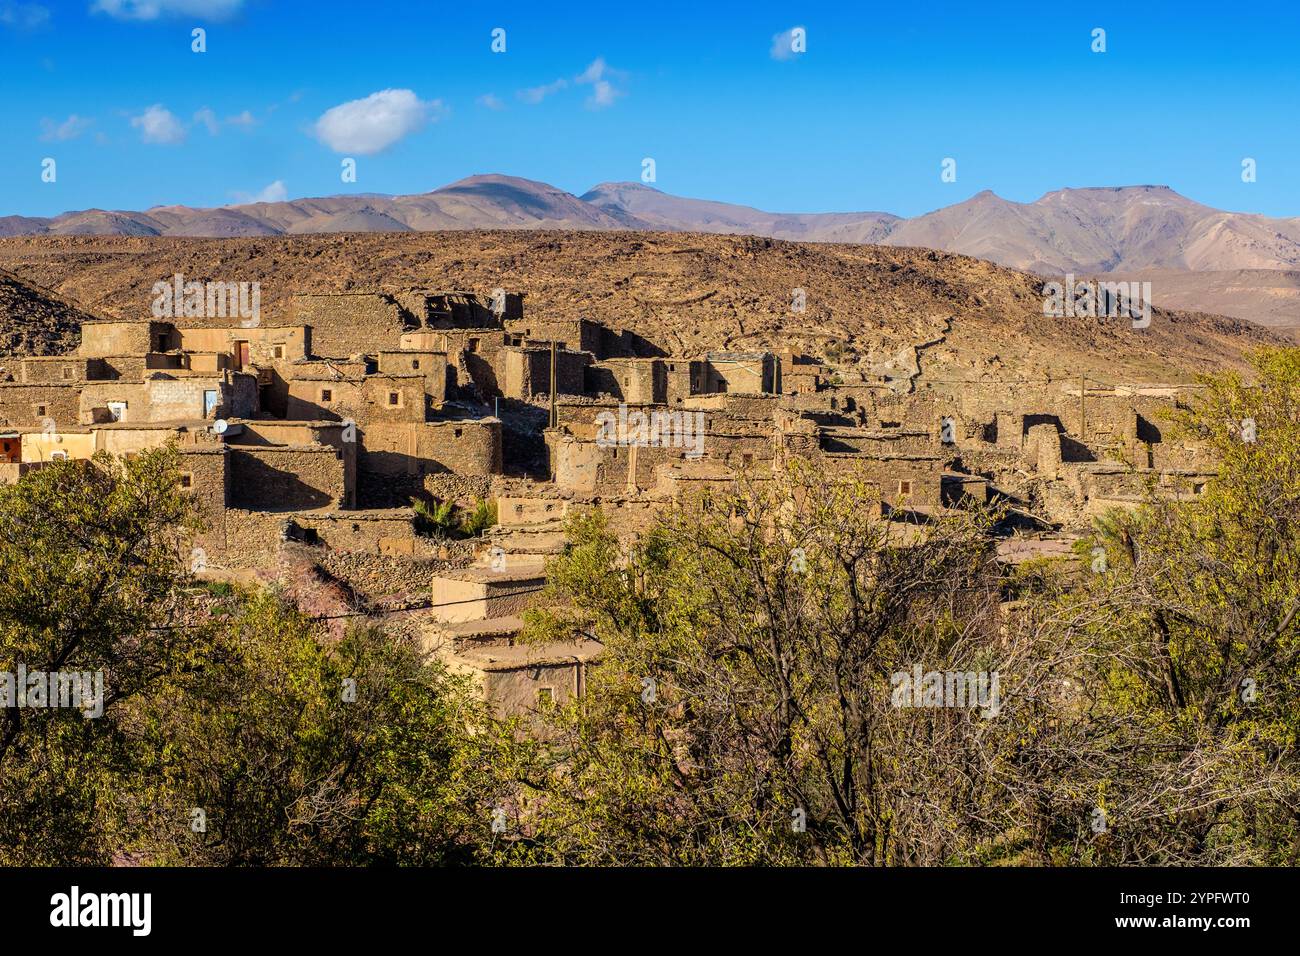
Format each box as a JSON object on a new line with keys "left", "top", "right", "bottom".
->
{"left": 481, "top": 516, "right": 567, "bottom": 559}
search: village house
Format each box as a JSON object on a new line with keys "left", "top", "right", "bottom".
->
{"left": 0, "top": 286, "right": 1220, "bottom": 720}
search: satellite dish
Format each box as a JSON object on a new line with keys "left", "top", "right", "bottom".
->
{"left": 212, "top": 419, "right": 229, "bottom": 435}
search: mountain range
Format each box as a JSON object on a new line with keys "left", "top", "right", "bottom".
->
{"left": 6, "top": 174, "right": 1300, "bottom": 330}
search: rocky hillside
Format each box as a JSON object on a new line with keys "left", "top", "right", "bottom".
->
{"left": 0, "top": 267, "right": 96, "bottom": 357}
{"left": 0, "top": 231, "right": 1283, "bottom": 384}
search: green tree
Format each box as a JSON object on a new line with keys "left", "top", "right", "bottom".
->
{"left": 516, "top": 463, "right": 1016, "bottom": 865}
{"left": 116, "top": 591, "right": 530, "bottom": 865}
{"left": 0, "top": 448, "right": 202, "bottom": 863}
{"left": 1025, "top": 348, "right": 1300, "bottom": 864}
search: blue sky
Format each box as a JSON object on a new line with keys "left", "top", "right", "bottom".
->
{"left": 2, "top": 0, "right": 1298, "bottom": 219}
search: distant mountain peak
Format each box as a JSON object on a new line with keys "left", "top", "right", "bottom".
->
{"left": 5, "top": 174, "right": 1297, "bottom": 279}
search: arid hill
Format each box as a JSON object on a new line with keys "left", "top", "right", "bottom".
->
{"left": 0, "top": 267, "right": 99, "bottom": 357}
{"left": 9, "top": 176, "right": 1300, "bottom": 329}
{"left": 0, "top": 231, "right": 1283, "bottom": 384}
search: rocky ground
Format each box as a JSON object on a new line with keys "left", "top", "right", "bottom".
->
{"left": 0, "top": 231, "right": 1285, "bottom": 382}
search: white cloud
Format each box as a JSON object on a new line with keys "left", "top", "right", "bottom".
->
{"left": 193, "top": 106, "right": 220, "bottom": 135}
{"left": 476, "top": 93, "right": 505, "bottom": 111}
{"left": 91, "top": 0, "right": 243, "bottom": 20}
{"left": 770, "top": 26, "right": 805, "bottom": 61}
{"left": 230, "top": 180, "right": 287, "bottom": 204}
{"left": 40, "top": 114, "right": 93, "bottom": 142}
{"left": 574, "top": 57, "right": 625, "bottom": 109}
{"left": 517, "top": 78, "right": 567, "bottom": 105}
{"left": 313, "top": 88, "right": 442, "bottom": 155}
{"left": 0, "top": 2, "right": 49, "bottom": 29}
{"left": 130, "top": 104, "right": 186, "bottom": 144}
{"left": 193, "top": 107, "right": 257, "bottom": 134}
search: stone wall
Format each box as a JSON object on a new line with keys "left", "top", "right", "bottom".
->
{"left": 0, "top": 383, "right": 82, "bottom": 427}
{"left": 291, "top": 293, "right": 413, "bottom": 359}
{"left": 377, "top": 350, "right": 448, "bottom": 403}
{"left": 818, "top": 453, "right": 945, "bottom": 509}
{"left": 283, "top": 373, "right": 430, "bottom": 424}
{"left": 78, "top": 373, "right": 255, "bottom": 425}
{"left": 586, "top": 358, "right": 667, "bottom": 404}
{"left": 98, "top": 356, "right": 147, "bottom": 381}
{"left": 177, "top": 325, "right": 310, "bottom": 366}
{"left": 502, "top": 347, "right": 588, "bottom": 400}
{"left": 18, "top": 357, "right": 102, "bottom": 383}
{"left": 230, "top": 444, "right": 347, "bottom": 511}
{"left": 360, "top": 419, "right": 501, "bottom": 506}
{"left": 180, "top": 446, "right": 231, "bottom": 556}
{"left": 78, "top": 321, "right": 169, "bottom": 358}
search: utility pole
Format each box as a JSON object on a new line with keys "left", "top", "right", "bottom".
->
{"left": 549, "top": 338, "right": 557, "bottom": 429}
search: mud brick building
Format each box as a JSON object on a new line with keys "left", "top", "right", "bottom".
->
{"left": 1, "top": 283, "right": 1222, "bottom": 721}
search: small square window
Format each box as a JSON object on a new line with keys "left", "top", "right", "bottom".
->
{"left": 273, "top": 345, "right": 285, "bottom": 359}
{"left": 61, "top": 367, "right": 73, "bottom": 380}
{"left": 898, "top": 480, "right": 913, "bottom": 497}
{"left": 537, "top": 687, "right": 555, "bottom": 708}
{"left": 454, "top": 428, "right": 462, "bottom": 438}
{"left": 411, "top": 359, "right": 420, "bottom": 370}
{"left": 388, "top": 392, "right": 400, "bottom": 406}
{"left": 35, "top": 404, "right": 48, "bottom": 417}
{"left": 179, "top": 473, "right": 193, "bottom": 489}
{"left": 320, "top": 389, "right": 333, "bottom": 402}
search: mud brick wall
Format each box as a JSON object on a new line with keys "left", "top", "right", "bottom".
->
{"left": 177, "top": 326, "right": 310, "bottom": 365}
{"left": 703, "top": 432, "right": 775, "bottom": 467}
{"left": 587, "top": 359, "right": 666, "bottom": 404}
{"left": 291, "top": 293, "right": 413, "bottom": 359}
{"left": 283, "top": 375, "right": 429, "bottom": 424}
{"left": 230, "top": 444, "right": 346, "bottom": 511}
{"left": 79, "top": 375, "right": 253, "bottom": 424}
{"left": 178, "top": 446, "right": 230, "bottom": 558}
{"left": 0, "top": 383, "right": 82, "bottom": 427}
{"left": 818, "top": 454, "right": 944, "bottom": 508}
{"left": 705, "top": 355, "right": 776, "bottom": 394}
{"left": 18, "top": 358, "right": 100, "bottom": 383}
{"left": 227, "top": 421, "right": 356, "bottom": 508}
{"left": 502, "top": 348, "right": 588, "bottom": 400}
{"left": 144, "top": 376, "right": 247, "bottom": 421}
{"left": 549, "top": 435, "right": 688, "bottom": 494}
{"left": 359, "top": 419, "right": 501, "bottom": 507}
{"left": 98, "top": 356, "right": 146, "bottom": 380}
{"left": 377, "top": 351, "right": 448, "bottom": 403}
{"left": 504, "top": 316, "right": 598, "bottom": 353}
{"left": 665, "top": 361, "right": 707, "bottom": 404}
{"left": 78, "top": 322, "right": 167, "bottom": 358}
